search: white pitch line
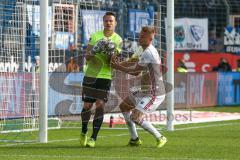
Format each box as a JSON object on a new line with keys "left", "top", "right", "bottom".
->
{"left": 0, "top": 122, "right": 239, "bottom": 147}
{"left": 174, "top": 122, "right": 240, "bottom": 131}
{"left": 95, "top": 122, "right": 240, "bottom": 131}
{"left": 0, "top": 154, "right": 228, "bottom": 160}
{"left": 0, "top": 123, "right": 238, "bottom": 160}
{"left": 0, "top": 133, "right": 130, "bottom": 147}
{"left": 47, "top": 133, "right": 129, "bottom": 143}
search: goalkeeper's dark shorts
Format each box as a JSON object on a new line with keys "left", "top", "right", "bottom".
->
{"left": 82, "top": 76, "right": 111, "bottom": 103}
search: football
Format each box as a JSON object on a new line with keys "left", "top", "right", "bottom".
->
{"left": 101, "top": 40, "right": 116, "bottom": 56}
{"left": 91, "top": 39, "right": 116, "bottom": 56}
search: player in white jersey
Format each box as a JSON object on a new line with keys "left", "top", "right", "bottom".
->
{"left": 111, "top": 26, "right": 167, "bottom": 148}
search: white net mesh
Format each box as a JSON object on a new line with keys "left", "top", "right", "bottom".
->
{"left": 0, "top": 0, "right": 170, "bottom": 142}
{"left": 0, "top": 0, "right": 39, "bottom": 142}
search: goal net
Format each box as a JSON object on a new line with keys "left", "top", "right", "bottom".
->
{"left": 0, "top": 0, "right": 173, "bottom": 143}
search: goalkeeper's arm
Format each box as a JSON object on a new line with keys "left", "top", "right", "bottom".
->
{"left": 85, "top": 36, "right": 104, "bottom": 61}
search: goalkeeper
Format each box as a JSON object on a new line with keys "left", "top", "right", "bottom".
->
{"left": 80, "top": 11, "right": 122, "bottom": 148}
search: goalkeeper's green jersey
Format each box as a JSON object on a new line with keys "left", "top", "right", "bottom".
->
{"left": 84, "top": 30, "right": 122, "bottom": 79}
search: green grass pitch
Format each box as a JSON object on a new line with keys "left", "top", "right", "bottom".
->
{"left": 0, "top": 107, "right": 239, "bottom": 160}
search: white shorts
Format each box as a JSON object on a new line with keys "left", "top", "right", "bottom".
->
{"left": 129, "top": 91, "right": 165, "bottom": 113}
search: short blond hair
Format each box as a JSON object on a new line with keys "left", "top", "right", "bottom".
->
{"left": 141, "top": 26, "right": 156, "bottom": 35}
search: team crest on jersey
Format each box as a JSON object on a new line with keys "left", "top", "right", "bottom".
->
{"left": 190, "top": 25, "right": 204, "bottom": 42}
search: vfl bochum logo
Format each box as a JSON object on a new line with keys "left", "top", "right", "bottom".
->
{"left": 190, "top": 25, "right": 204, "bottom": 42}
{"left": 174, "top": 26, "right": 185, "bottom": 42}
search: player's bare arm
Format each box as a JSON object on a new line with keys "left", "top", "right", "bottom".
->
{"left": 111, "top": 54, "right": 137, "bottom": 68}
{"left": 111, "top": 58, "right": 144, "bottom": 76}
{"left": 120, "top": 58, "right": 138, "bottom": 68}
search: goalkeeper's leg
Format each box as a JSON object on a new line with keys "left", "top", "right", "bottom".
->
{"left": 84, "top": 78, "right": 111, "bottom": 147}
{"left": 81, "top": 103, "right": 93, "bottom": 134}
{"left": 90, "top": 100, "right": 104, "bottom": 141}
{"left": 86, "top": 100, "right": 105, "bottom": 148}
{"left": 80, "top": 102, "right": 93, "bottom": 146}
{"left": 80, "top": 76, "right": 97, "bottom": 146}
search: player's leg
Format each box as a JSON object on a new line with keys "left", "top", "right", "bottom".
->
{"left": 131, "top": 109, "right": 162, "bottom": 138}
{"left": 86, "top": 78, "right": 111, "bottom": 147}
{"left": 119, "top": 97, "right": 142, "bottom": 146}
{"left": 90, "top": 100, "right": 105, "bottom": 141}
{"left": 131, "top": 109, "right": 167, "bottom": 148}
{"left": 81, "top": 102, "right": 93, "bottom": 135}
{"left": 131, "top": 95, "right": 167, "bottom": 148}
{"left": 86, "top": 100, "right": 105, "bottom": 148}
{"left": 86, "top": 100, "right": 104, "bottom": 148}
{"left": 80, "top": 77, "right": 96, "bottom": 146}
{"left": 80, "top": 102, "right": 93, "bottom": 146}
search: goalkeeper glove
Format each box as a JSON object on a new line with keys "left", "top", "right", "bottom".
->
{"left": 91, "top": 39, "right": 109, "bottom": 55}
{"left": 101, "top": 40, "right": 116, "bottom": 56}
{"left": 91, "top": 40, "right": 106, "bottom": 54}
{"left": 91, "top": 39, "right": 117, "bottom": 56}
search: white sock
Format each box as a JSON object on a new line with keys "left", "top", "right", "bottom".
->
{"left": 140, "top": 120, "right": 161, "bottom": 139}
{"left": 122, "top": 112, "right": 138, "bottom": 140}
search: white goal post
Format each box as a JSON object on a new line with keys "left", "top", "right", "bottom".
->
{"left": 166, "top": 0, "right": 175, "bottom": 131}
{"left": 39, "top": 0, "right": 49, "bottom": 143}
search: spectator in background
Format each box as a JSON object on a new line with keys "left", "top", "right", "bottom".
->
{"left": 67, "top": 56, "right": 79, "bottom": 72}
{"left": 176, "top": 59, "right": 188, "bottom": 73}
{"left": 34, "top": 56, "right": 40, "bottom": 73}
{"left": 213, "top": 58, "right": 232, "bottom": 72}
{"left": 236, "top": 59, "right": 240, "bottom": 72}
